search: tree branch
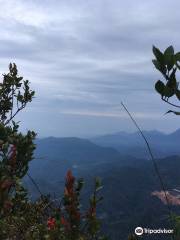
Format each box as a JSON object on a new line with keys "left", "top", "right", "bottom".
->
{"left": 162, "top": 98, "right": 180, "bottom": 109}
{"left": 4, "top": 104, "right": 26, "bottom": 126}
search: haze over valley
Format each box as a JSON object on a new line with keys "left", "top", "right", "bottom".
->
{"left": 24, "top": 129, "right": 180, "bottom": 239}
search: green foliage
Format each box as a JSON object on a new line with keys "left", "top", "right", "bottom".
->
{"left": 0, "top": 63, "right": 35, "bottom": 124}
{"left": 0, "top": 63, "right": 108, "bottom": 240}
{"left": 0, "top": 172, "right": 106, "bottom": 240}
{"left": 155, "top": 80, "right": 165, "bottom": 96}
{"left": 152, "top": 45, "right": 180, "bottom": 115}
{"left": 0, "top": 64, "right": 36, "bottom": 217}
{"left": 153, "top": 46, "right": 180, "bottom": 240}
{"left": 174, "top": 216, "right": 180, "bottom": 239}
{"left": 127, "top": 235, "right": 139, "bottom": 240}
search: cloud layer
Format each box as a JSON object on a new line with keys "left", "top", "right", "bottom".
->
{"left": 0, "top": 0, "right": 180, "bottom": 136}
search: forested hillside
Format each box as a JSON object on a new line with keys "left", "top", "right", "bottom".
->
{"left": 24, "top": 137, "right": 180, "bottom": 239}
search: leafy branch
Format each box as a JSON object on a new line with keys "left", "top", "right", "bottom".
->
{"left": 0, "top": 63, "right": 35, "bottom": 125}
{"left": 152, "top": 45, "right": 180, "bottom": 115}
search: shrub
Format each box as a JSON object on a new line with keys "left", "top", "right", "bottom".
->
{"left": 0, "top": 64, "right": 107, "bottom": 240}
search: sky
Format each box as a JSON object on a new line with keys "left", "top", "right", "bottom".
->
{"left": 0, "top": 0, "right": 180, "bottom": 137}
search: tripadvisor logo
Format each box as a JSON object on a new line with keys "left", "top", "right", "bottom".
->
{"left": 135, "top": 227, "right": 173, "bottom": 236}
{"left": 135, "top": 227, "right": 143, "bottom": 236}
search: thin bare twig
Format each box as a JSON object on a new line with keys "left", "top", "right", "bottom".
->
{"left": 27, "top": 172, "right": 43, "bottom": 196}
{"left": 121, "top": 102, "right": 175, "bottom": 240}
{"left": 42, "top": 197, "right": 63, "bottom": 211}
{"left": 121, "top": 102, "right": 172, "bottom": 214}
{"left": 162, "top": 98, "right": 180, "bottom": 109}
{"left": 5, "top": 104, "right": 25, "bottom": 126}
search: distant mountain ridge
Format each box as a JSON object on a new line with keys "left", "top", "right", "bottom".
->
{"left": 31, "top": 137, "right": 138, "bottom": 184}
{"left": 90, "top": 129, "right": 180, "bottom": 158}
{"left": 24, "top": 132, "right": 180, "bottom": 239}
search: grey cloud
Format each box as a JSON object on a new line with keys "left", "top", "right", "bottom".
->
{"left": 0, "top": 0, "right": 180, "bottom": 136}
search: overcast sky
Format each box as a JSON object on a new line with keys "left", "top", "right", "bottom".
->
{"left": 0, "top": 0, "right": 180, "bottom": 137}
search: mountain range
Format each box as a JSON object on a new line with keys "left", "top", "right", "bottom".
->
{"left": 24, "top": 129, "right": 180, "bottom": 239}
{"left": 91, "top": 129, "right": 180, "bottom": 158}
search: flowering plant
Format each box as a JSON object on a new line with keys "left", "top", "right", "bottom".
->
{"left": 0, "top": 64, "right": 108, "bottom": 240}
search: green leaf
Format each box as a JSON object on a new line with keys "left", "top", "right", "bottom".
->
{"left": 94, "top": 177, "right": 103, "bottom": 193}
{"left": 76, "top": 178, "right": 84, "bottom": 192}
{"left": 155, "top": 80, "right": 165, "bottom": 95}
{"left": 175, "top": 52, "right": 180, "bottom": 62}
{"left": 175, "top": 90, "right": 180, "bottom": 100}
{"left": 152, "top": 46, "right": 164, "bottom": 64}
{"left": 152, "top": 59, "right": 166, "bottom": 74}
{"left": 164, "top": 45, "right": 174, "bottom": 56}
{"left": 164, "top": 46, "right": 174, "bottom": 71}
{"left": 167, "top": 68, "right": 177, "bottom": 88}
{"left": 164, "top": 86, "right": 174, "bottom": 98}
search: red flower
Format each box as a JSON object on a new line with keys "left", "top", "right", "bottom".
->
{"left": 65, "top": 170, "right": 75, "bottom": 197}
{"left": 47, "top": 217, "right": 56, "bottom": 230}
{"left": 61, "top": 216, "right": 70, "bottom": 230}
{"left": 61, "top": 216, "right": 67, "bottom": 225}
{"left": 66, "top": 170, "right": 75, "bottom": 186}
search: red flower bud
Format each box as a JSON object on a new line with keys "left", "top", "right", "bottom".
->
{"left": 61, "top": 216, "right": 70, "bottom": 229}
{"left": 47, "top": 217, "right": 56, "bottom": 230}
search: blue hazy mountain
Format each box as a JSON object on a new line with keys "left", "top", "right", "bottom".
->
{"left": 24, "top": 131, "right": 180, "bottom": 239}
{"left": 27, "top": 137, "right": 140, "bottom": 186}
{"left": 91, "top": 129, "right": 180, "bottom": 158}
{"left": 27, "top": 130, "right": 180, "bottom": 192}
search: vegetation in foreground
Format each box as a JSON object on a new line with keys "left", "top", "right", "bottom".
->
{"left": 1, "top": 45, "right": 180, "bottom": 239}
{"left": 0, "top": 63, "right": 107, "bottom": 240}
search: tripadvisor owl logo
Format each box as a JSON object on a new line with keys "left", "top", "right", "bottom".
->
{"left": 135, "top": 227, "right": 174, "bottom": 236}
{"left": 135, "top": 227, "right": 143, "bottom": 235}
